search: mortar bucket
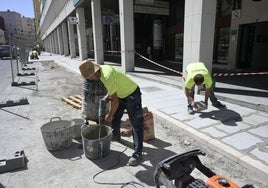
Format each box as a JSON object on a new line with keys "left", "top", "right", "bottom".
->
{"left": 40, "top": 117, "right": 73, "bottom": 151}
{"left": 70, "top": 118, "right": 86, "bottom": 139}
{"left": 81, "top": 125, "right": 112, "bottom": 160}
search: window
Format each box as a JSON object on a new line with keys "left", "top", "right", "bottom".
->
{"left": 217, "top": 27, "right": 230, "bottom": 64}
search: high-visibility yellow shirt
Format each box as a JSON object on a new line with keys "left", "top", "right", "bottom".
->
{"left": 184, "top": 62, "right": 212, "bottom": 89}
{"left": 100, "top": 65, "right": 137, "bottom": 98}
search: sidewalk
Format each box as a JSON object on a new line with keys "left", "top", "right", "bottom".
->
{"left": 41, "top": 52, "right": 268, "bottom": 175}
{"left": 1, "top": 52, "right": 267, "bottom": 187}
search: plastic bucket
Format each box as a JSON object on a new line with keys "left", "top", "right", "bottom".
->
{"left": 70, "top": 118, "right": 86, "bottom": 139}
{"left": 81, "top": 125, "right": 112, "bottom": 160}
{"left": 41, "top": 117, "right": 73, "bottom": 151}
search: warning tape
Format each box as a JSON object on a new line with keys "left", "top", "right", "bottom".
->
{"left": 98, "top": 50, "right": 268, "bottom": 77}
{"left": 212, "top": 72, "right": 268, "bottom": 77}
{"left": 135, "top": 52, "right": 183, "bottom": 75}
{"left": 136, "top": 52, "right": 268, "bottom": 77}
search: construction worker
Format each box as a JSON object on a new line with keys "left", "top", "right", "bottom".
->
{"left": 184, "top": 62, "right": 225, "bottom": 114}
{"left": 79, "top": 60, "right": 144, "bottom": 166}
{"left": 30, "top": 49, "right": 39, "bottom": 59}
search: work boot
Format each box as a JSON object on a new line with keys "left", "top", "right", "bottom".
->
{"left": 128, "top": 151, "right": 142, "bottom": 166}
{"left": 187, "top": 106, "right": 194, "bottom": 114}
{"left": 212, "top": 101, "right": 226, "bottom": 108}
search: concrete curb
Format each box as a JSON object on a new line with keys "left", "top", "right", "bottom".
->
{"left": 150, "top": 106, "right": 268, "bottom": 180}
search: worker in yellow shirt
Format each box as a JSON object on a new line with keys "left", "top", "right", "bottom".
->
{"left": 30, "top": 49, "right": 39, "bottom": 59}
{"left": 184, "top": 62, "right": 225, "bottom": 114}
{"left": 79, "top": 60, "right": 144, "bottom": 166}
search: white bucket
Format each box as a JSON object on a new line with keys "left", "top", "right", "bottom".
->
{"left": 70, "top": 118, "right": 86, "bottom": 139}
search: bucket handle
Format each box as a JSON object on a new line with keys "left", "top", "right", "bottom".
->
{"left": 50, "top": 117, "right": 61, "bottom": 122}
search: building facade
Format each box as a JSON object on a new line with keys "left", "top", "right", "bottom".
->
{"left": 37, "top": 0, "right": 268, "bottom": 73}
{"left": 0, "top": 16, "right": 6, "bottom": 44}
{"left": 0, "top": 10, "right": 36, "bottom": 48}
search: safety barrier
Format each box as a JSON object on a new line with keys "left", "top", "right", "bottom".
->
{"left": 7, "top": 34, "right": 39, "bottom": 91}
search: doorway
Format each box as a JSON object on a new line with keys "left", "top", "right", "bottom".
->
{"left": 237, "top": 22, "right": 268, "bottom": 70}
{"left": 237, "top": 24, "right": 255, "bottom": 69}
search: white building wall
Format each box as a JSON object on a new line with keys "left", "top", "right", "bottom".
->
{"left": 39, "top": 0, "right": 75, "bottom": 41}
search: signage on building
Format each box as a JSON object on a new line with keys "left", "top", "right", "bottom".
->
{"left": 153, "top": 20, "right": 163, "bottom": 49}
{"left": 103, "top": 16, "right": 113, "bottom": 25}
{"left": 69, "top": 17, "right": 78, "bottom": 25}
{"left": 232, "top": 9, "right": 241, "bottom": 19}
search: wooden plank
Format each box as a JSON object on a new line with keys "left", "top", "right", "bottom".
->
{"left": 75, "top": 95, "right": 82, "bottom": 100}
{"left": 61, "top": 97, "right": 81, "bottom": 109}
{"left": 69, "top": 96, "right": 82, "bottom": 104}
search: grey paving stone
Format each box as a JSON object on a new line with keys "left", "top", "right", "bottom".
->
{"left": 243, "top": 114, "right": 268, "bottom": 125}
{"left": 248, "top": 125, "right": 268, "bottom": 138}
{"left": 171, "top": 113, "right": 191, "bottom": 121}
{"left": 186, "top": 118, "right": 218, "bottom": 129}
{"left": 251, "top": 148, "right": 268, "bottom": 164}
{"left": 222, "top": 132, "right": 263, "bottom": 150}
{"left": 202, "top": 126, "right": 227, "bottom": 138}
{"left": 216, "top": 121, "right": 250, "bottom": 134}
{"left": 160, "top": 105, "right": 184, "bottom": 115}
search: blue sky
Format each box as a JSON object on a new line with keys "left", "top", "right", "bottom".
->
{"left": 0, "top": 0, "right": 34, "bottom": 18}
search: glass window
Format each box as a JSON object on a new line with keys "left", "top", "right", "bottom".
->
{"left": 217, "top": 0, "right": 232, "bottom": 16}
{"left": 174, "top": 33, "right": 183, "bottom": 61}
{"left": 217, "top": 27, "right": 230, "bottom": 64}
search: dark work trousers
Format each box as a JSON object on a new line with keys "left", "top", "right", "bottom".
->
{"left": 112, "top": 87, "right": 144, "bottom": 153}
{"left": 187, "top": 78, "right": 218, "bottom": 107}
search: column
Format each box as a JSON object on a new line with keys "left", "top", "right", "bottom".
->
{"left": 119, "top": 0, "right": 135, "bottom": 72}
{"left": 57, "top": 26, "right": 64, "bottom": 55}
{"left": 54, "top": 31, "right": 59, "bottom": 54}
{"left": 183, "top": 0, "right": 216, "bottom": 73}
{"left": 62, "top": 21, "right": 69, "bottom": 56}
{"left": 67, "top": 17, "right": 76, "bottom": 58}
{"left": 76, "top": 7, "right": 88, "bottom": 60}
{"left": 91, "top": 0, "right": 104, "bottom": 64}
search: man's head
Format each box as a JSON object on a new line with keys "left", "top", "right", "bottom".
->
{"left": 79, "top": 60, "right": 100, "bottom": 80}
{"left": 193, "top": 74, "right": 204, "bottom": 85}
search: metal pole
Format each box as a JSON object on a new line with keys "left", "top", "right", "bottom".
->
{"left": 9, "top": 34, "right": 15, "bottom": 84}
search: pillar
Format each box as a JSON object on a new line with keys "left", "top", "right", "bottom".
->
{"left": 67, "top": 17, "right": 76, "bottom": 58}
{"left": 91, "top": 0, "right": 104, "bottom": 64}
{"left": 76, "top": 7, "right": 88, "bottom": 60}
{"left": 62, "top": 21, "right": 69, "bottom": 56}
{"left": 119, "top": 0, "right": 135, "bottom": 72}
{"left": 183, "top": 0, "right": 216, "bottom": 73}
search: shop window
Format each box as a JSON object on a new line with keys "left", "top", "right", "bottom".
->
{"left": 217, "top": 0, "right": 232, "bottom": 16}
{"left": 174, "top": 33, "right": 183, "bottom": 61}
{"left": 217, "top": 27, "right": 230, "bottom": 64}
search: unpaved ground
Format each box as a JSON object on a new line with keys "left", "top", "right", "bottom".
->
{"left": 0, "top": 61, "right": 267, "bottom": 188}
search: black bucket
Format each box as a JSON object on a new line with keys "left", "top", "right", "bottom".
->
{"left": 81, "top": 125, "right": 112, "bottom": 160}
